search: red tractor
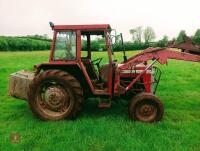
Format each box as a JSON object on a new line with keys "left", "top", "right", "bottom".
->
{"left": 9, "top": 23, "right": 200, "bottom": 123}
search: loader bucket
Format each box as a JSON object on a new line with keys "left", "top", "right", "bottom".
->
{"left": 8, "top": 70, "right": 34, "bottom": 100}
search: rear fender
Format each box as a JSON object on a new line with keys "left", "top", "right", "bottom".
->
{"left": 34, "top": 63, "right": 91, "bottom": 95}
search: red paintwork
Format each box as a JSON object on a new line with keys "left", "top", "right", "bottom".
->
{"left": 119, "top": 48, "right": 200, "bottom": 70}
{"left": 167, "top": 35, "right": 200, "bottom": 54}
{"left": 36, "top": 24, "right": 200, "bottom": 99}
{"left": 105, "top": 30, "right": 114, "bottom": 96}
{"left": 52, "top": 24, "right": 111, "bottom": 31}
{"left": 119, "top": 73, "right": 152, "bottom": 93}
{"left": 49, "top": 31, "right": 57, "bottom": 61}
{"left": 142, "top": 73, "right": 152, "bottom": 92}
{"left": 78, "top": 61, "right": 95, "bottom": 92}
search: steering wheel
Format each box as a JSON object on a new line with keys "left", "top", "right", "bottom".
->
{"left": 91, "top": 57, "right": 103, "bottom": 66}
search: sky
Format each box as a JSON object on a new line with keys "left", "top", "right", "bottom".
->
{"left": 0, "top": 0, "right": 200, "bottom": 41}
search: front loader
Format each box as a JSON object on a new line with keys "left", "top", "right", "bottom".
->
{"left": 8, "top": 23, "right": 200, "bottom": 123}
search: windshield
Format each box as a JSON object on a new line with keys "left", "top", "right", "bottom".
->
{"left": 53, "top": 31, "right": 76, "bottom": 60}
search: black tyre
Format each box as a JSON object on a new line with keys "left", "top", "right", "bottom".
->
{"left": 129, "top": 92, "right": 164, "bottom": 123}
{"left": 28, "top": 70, "right": 83, "bottom": 120}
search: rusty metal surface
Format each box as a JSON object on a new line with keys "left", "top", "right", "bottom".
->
{"left": 167, "top": 35, "right": 200, "bottom": 55}
{"left": 8, "top": 70, "right": 34, "bottom": 100}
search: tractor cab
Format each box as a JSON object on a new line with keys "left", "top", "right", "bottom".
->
{"left": 48, "top": 23, "right": 117, "bottom": 98}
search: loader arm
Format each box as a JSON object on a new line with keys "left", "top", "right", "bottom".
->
{"left": 119, "top": 47, "right": 200, "bottom": 70}
{"left": 116, "top": 47, "right": 200, "bottom": 93}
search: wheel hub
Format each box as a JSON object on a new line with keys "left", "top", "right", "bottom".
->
{"left": 43, "top": 86, "right": 69, "bottom": 110}
{"left": 136, "top": 102, "right": 157, "bottom": 121}
{"left": 139, "top": 104, "right": 155, "bottom": 116}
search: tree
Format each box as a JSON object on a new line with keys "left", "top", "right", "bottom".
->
{"left": 157, "top": 35, "right": 168, "bottom": 47}
{"left": 129, "top": 26, "right": 143, "bottom": 43}
{"left": 193, "top": 29, "right": 200, "bottom": 44}
{"left": 176, "top": 30, "right": 186, "bottom": 43}
{"left": 43, "top": 34, "right": 49, "bottom": 39}
{"left": 115, "top": 34, "right": 121, "bottom": 43}
{"left": 0, "top": 38, "right": 8, "bottom": 51}
{"left": 143, "top": 26, "right": 156, "bottom": 43}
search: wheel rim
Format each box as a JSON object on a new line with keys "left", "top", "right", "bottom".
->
{"left": 36, "top": 80, "right": 73, "bottom": 117}
{"left": 135, "top": 100, "right": 157, "bottom": 122}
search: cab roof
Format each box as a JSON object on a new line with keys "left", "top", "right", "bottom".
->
{"left": 52, "top": 24, "right": 111, "bottom": 31}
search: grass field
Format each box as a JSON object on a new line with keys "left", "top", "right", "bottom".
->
{"left": 0, "top": 50, "right": 200, "bottom": 151}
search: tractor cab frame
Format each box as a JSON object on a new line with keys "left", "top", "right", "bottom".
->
{"left": 36, "top": 23, "right": 122, "bottom": 99}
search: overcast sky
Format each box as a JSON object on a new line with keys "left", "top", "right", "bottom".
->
{"left": 0, "top": 0, "right": 200, "bottom": 41}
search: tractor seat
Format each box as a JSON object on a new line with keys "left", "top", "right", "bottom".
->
{"left": 99, "top": 63, "right": 116, "bottom": 83}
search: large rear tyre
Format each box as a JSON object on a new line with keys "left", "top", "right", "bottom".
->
{"left": 28, "top": 70, "right": 83, "bottom": 120}
{"left": 129, "top": 93, "right": 164, "bottom": 123}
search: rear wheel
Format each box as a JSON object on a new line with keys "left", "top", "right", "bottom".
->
{"left": 28, "top": 70, "right": 83, "bottom": 120}
{"left": 129, "top": 93, "right": 164, "bottom": 123}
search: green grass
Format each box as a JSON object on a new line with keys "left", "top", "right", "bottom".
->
{"left": 0, "top": 50, "right": 200, "bottom": 151}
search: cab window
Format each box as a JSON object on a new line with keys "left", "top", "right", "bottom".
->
{"left": 54, "top": 31, "right": 76, "bottom": 60}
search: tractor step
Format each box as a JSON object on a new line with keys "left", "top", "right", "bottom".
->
{"left": 98, "top": 98, "right": 111, "bottom": 108}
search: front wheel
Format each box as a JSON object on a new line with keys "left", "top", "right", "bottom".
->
{"left": 128, "top": 93, "right": 164, "bottom": 123}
